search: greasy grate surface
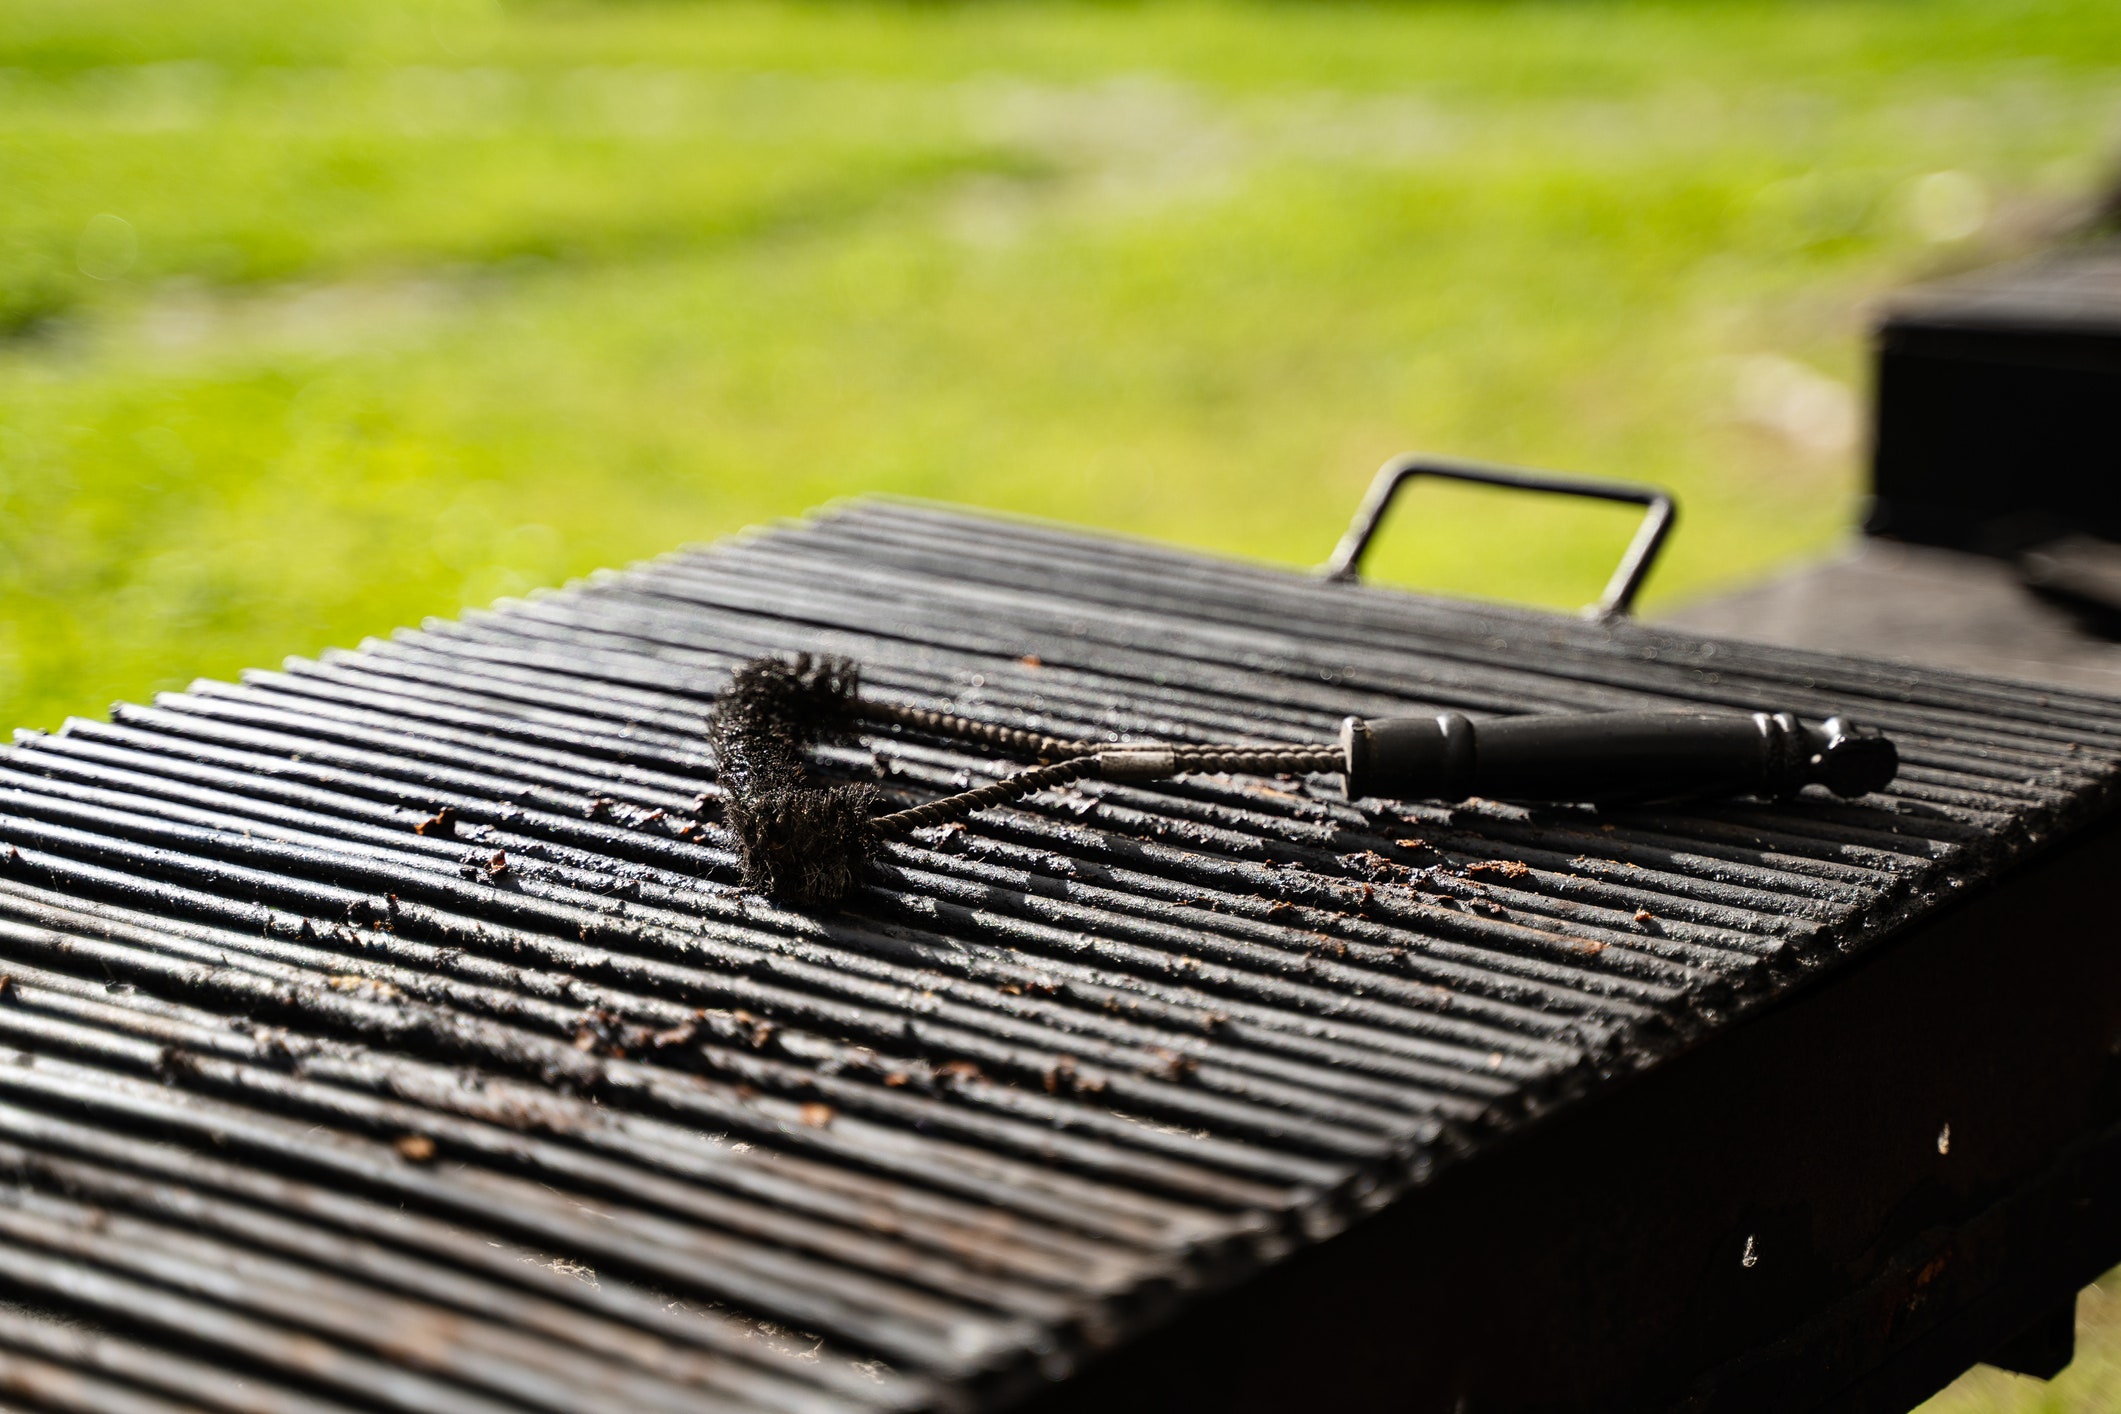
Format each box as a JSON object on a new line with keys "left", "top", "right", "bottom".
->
{"left": 0, "top": 498, "right": 2117, "bottom": 1412}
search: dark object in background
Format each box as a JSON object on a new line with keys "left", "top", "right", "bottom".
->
{"left": 1868, "top": 240, "right": 2121, "bottom": 554}
{"left": 1668, "top": 241, "right": 2121, "bottom": 694}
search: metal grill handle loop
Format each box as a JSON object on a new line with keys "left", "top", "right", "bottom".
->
{"left": 1320, "top": 454, "right": 1678, "bottom": 620}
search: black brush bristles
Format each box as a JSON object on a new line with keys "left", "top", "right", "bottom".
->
{"left": 708, "top": 654, "right": 881, "bottom": 906}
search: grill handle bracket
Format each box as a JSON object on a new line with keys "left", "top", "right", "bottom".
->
{"left": 1320, "top": 454, "right": 1678, "bottom": 619}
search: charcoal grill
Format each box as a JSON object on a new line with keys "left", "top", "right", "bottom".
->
{"left": 0, "top": 487, "right": 2119, "bottom": 1413}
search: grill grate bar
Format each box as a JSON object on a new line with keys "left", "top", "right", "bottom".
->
{"left": 0, "top": 1178, "right": 702, "bottom": 1414}
{"left": 0, "top": 1098, "right": 892, "bottom": 1413}
{"left": 0, "top": 1298, "right": 372, "bottom": 1414}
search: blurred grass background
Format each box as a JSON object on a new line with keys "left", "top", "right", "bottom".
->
{"left": 4, "top": 1, "right": 2121, "bottom": 1407}
{"left": 5, "top": 0, "right": 2120, "bottom": 740}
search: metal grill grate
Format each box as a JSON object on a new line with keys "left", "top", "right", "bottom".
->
{"left": 0, "top": 499, "right": 2115, "bottom": 1413}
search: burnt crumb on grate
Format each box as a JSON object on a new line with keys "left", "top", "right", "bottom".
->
{"left": 1043, "top": 1056, "right": 1106, "bottom": 1096}
{"left": 1146, "top": 1047, "right": 1200, "bottom": 1081}
{"left": 1340, "top": 849, "right": 1411, "bottom": 883}
{"left": 727, "top": 1009, "right": 778, "bottom": 1049}
{"left": 708, "top": 654, "right": 881, "bottom": 906}
{"left": 413, "top": 806, "right": 459, "bottom": 838}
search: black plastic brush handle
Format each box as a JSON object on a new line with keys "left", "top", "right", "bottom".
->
{"left": 1338, "top": 710, "right": 1897, "bottom": 805}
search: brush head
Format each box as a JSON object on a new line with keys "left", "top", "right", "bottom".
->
{"left": 722, "top": 780, "right": 882, "bottom": 906}
{"left": 709, "top": 654, "right": 881, "bottom": 906}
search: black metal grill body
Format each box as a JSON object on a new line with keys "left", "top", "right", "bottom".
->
{"left": 0, "top": 499, "right": 2118, "bottom": 1413}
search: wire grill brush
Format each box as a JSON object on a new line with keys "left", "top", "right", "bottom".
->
{"left": 709, "top": 654, "right": 1899, "bottom": 905}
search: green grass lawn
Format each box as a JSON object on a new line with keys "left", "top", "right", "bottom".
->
{"left": 7, "top": 0, "right": 2121, "bottom": 738}
{"left": 4, "top": 2, "right": 2121, "bottom": 1403}
{"left": 1921, "top": 1270, "right": 2121, "bottom": 1414}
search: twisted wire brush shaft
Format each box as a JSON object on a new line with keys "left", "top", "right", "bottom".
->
{"left": 851, "top": 700, "right": 1346, "bottom": 780}
{"left": 868, "top": 744, "right": 1347, "bottom": 833}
